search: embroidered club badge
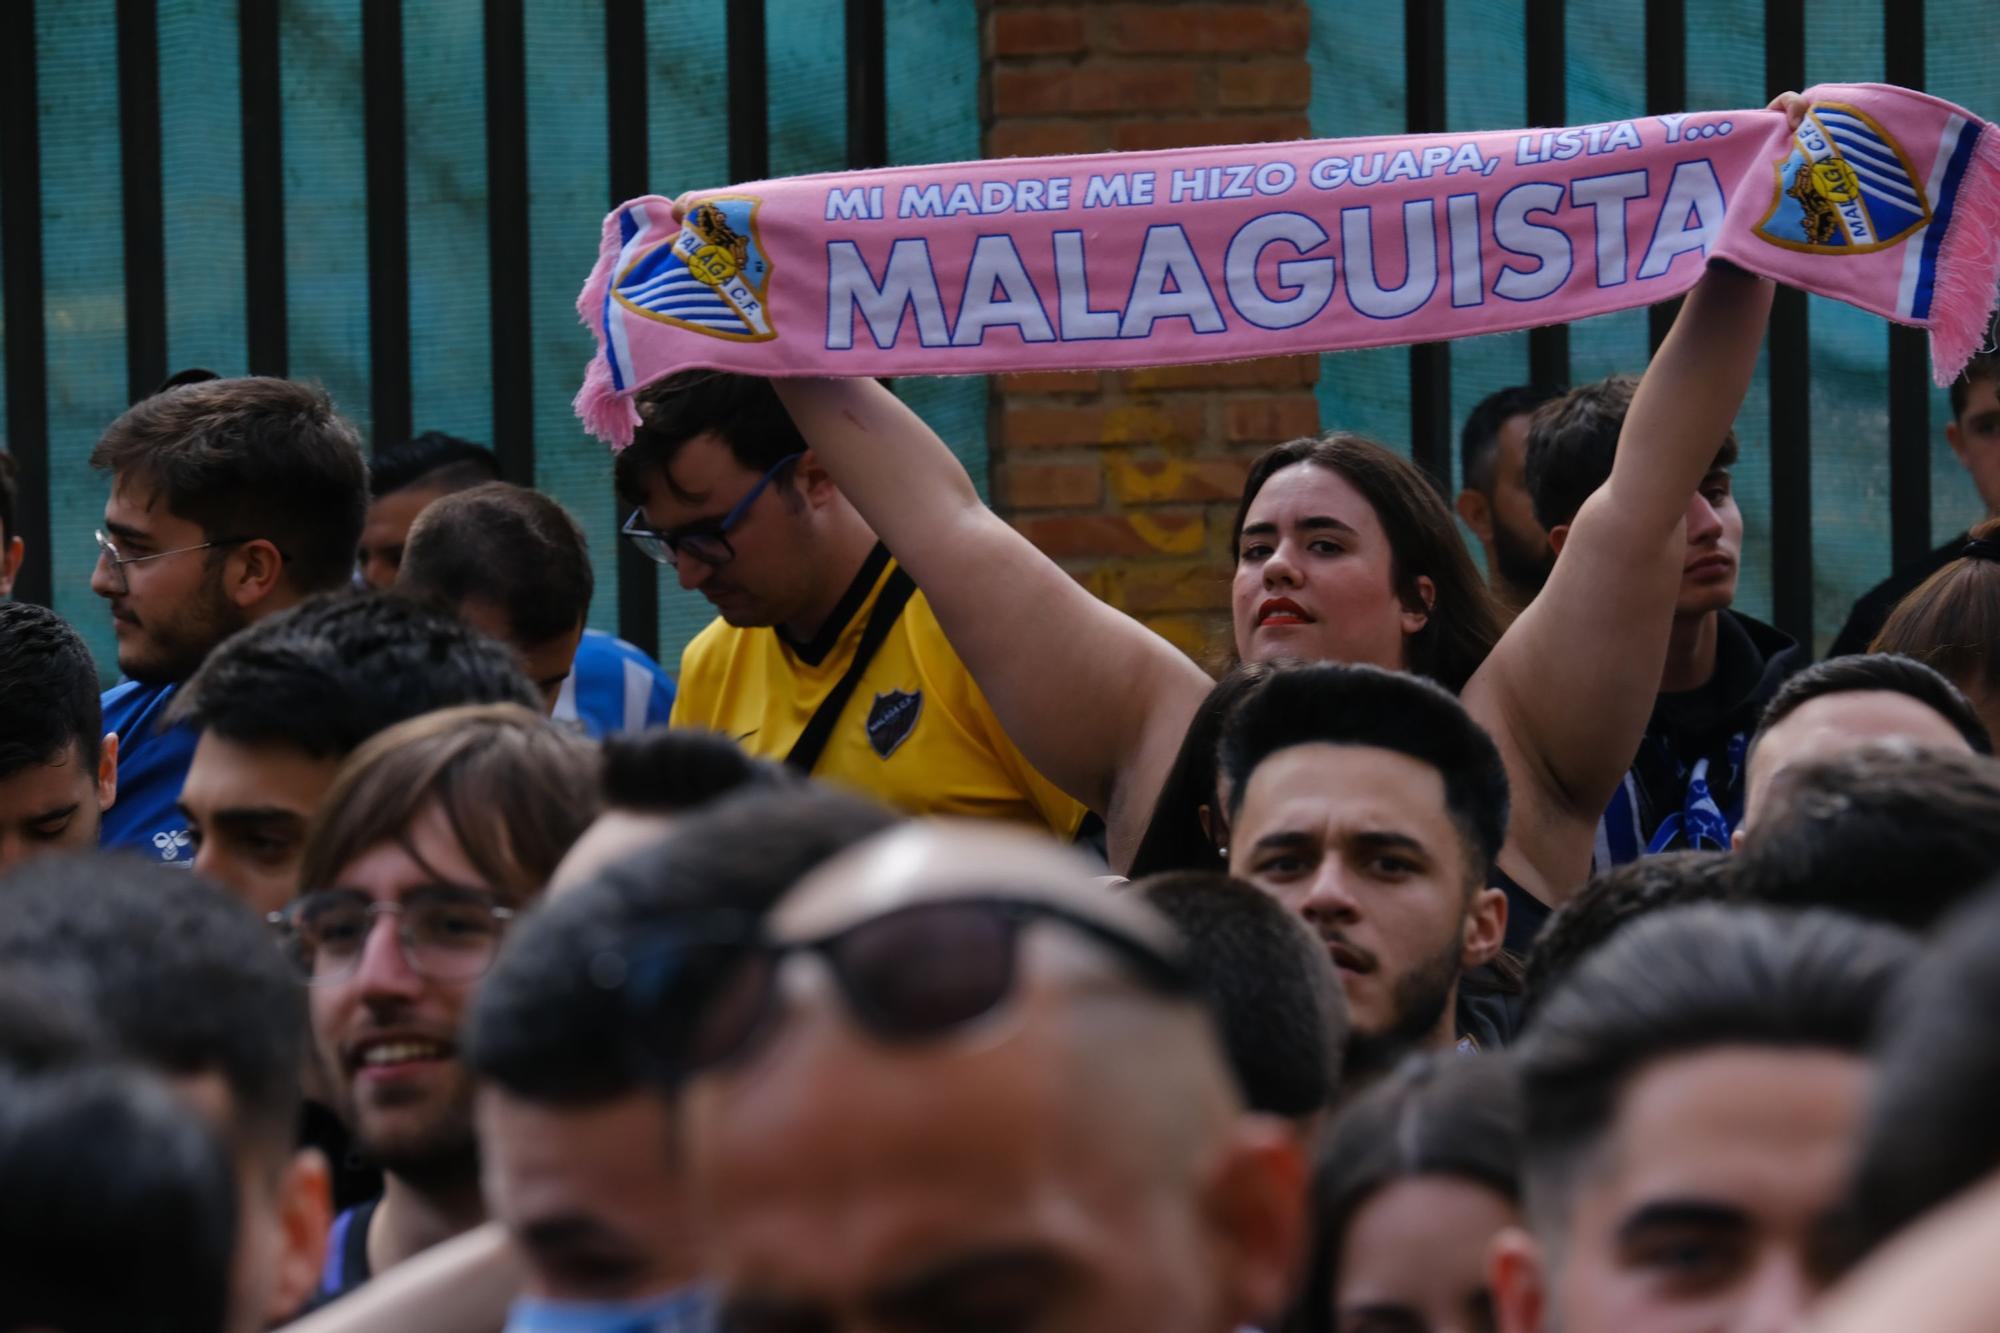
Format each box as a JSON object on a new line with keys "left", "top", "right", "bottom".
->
{"left": 613, "top": 195, "right": 776, "bottom": 341}
{"left": 865, "top": 689, "right": 923, "bottom": 759}
{"left": 1755, "top": 103, "right": 1932, "bottom": 254}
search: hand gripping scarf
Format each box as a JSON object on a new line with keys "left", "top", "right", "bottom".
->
{"left": 575, "top": 82, "right": 1999, "bottom": 448}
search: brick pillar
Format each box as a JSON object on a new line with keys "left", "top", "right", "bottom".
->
{"left": 982, "top": 1, "right": 1318, "bottom": 663}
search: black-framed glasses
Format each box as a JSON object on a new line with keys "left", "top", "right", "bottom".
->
{"left": 620, "top": 451, "right": 805, "bottom": 569}
{"left": 267, "top": 885, "right": 516, "bottom": 986}
{"left": 620, "top": 895, "right": 1192, "bottom": 1085}
{"left": 94, "top": 529, "right": 254, "bottom": 595}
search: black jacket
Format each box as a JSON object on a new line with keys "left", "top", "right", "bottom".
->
{"left": 1828, "top": 532, "right": 1969, "bottom": 658}
{"left": 1596, "top": 610, "right": 1808, "bottom": 861}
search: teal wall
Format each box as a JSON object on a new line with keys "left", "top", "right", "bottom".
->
{"left": 6, "top": 2, "right": 1995, "bottom": 672}
{"left": 1310, "top": 0, "right": 1996, "bottom": 651}
{"left": 2, "top": 0, "right": 984, "bottom": 680}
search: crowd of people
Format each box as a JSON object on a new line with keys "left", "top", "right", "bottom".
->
{"left": 2, "top": 167, "right": 2000, "bottom": 1332}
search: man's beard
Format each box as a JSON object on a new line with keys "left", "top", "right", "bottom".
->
{"left": 119, "top": 570, "right": 252, "bottom": 684}
{"left": 352, "top": 1079, "right": 481, "bottom": 1190}
{"left": 1491, "top": 517, "right": 1555, "bottom": 601}
{"left": 1344, "top": 930, "right": 1463, "bottom": 1078}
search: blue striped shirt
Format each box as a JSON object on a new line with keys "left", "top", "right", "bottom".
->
{"left": 553, "top": 630, "right": 676, "bottom": 739}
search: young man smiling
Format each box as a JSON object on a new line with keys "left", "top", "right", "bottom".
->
{"left": 293, "top": 707, "right": 598, "bottom": 1309}
{"left": 89, "top": 376, "right": 369, "bottom": 864}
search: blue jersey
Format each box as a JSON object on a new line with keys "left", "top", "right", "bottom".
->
{"left": 552, "top": 630, "right": 676, "bottom": 740}
{"left": 310, "top": 1198, "right": 378, "bottom": 1310}
{"left": 99, "top": 681, "right": 198, "bottom": 866}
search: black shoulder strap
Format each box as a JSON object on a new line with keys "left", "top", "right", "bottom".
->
{"left": 785, "top": 566, "right": 918, "bottom": 775}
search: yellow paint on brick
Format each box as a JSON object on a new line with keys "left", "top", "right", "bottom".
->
{"left": 1106, "top": 455, "right": 1187, "bottom": 504}
{"left": 1127, "top": 512, "right": 1206, "bottom": 555}
{"left": 1103, "top": 403, "right": 1194, "bottom": 448}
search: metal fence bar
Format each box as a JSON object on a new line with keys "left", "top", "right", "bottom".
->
{"left": 1885, "top": 0, "right": 1931, "bottom": 568}
{"left": 485, "top": 0, "right": 534, "bottom": 486}
{"left": 118, "top": 0, "right": 167, "bottom": 400}
{"left": 846, "top": 0, "right": 887, "bottom": 170}
{"left": 1525, "top": 0, "right": 1569, "bottom": 389}
{"left": 1765, "top": 0, "right": 1813, "bottom": 644}
{"left": 729, "top": 0, "right": 770, "bottom": 183}
{"left": 1, "top": 0, "right": 53, "bottom": 607}
{"left": 1645, "top": 0, "right": 1685, "bottom": 352}
{"left": 605, "top": 0, "right": 660, "bottom": 657}
{"left": 363, "top": 0, "right": 411, "bottom": 450}
{"left": 1405, "top": 0, "right": 1452, "bottom": 492}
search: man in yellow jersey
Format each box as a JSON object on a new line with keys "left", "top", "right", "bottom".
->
{"left": 617, "top": 371, "right": 1085, "bottom": 838}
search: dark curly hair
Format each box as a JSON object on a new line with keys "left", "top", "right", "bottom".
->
{"left": 168, "top": 591, "right": 538, "bottom": 758}
{"left": 0, "top": 602, "right": 102, "bottom": 781}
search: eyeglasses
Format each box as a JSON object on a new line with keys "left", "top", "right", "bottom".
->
{"left": 620, "top": 451, "right": 804, "bottom": 569}
{"left": 620, "top": 895, "right": 1192, "bottom": 1085}
{"left": 268, "top": 885, "right": 516, "bottom": 985}
{"left": 94, "top": 529, "right": 253, "bottom": 595}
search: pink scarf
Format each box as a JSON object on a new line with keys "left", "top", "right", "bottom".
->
{"left": 575, "top": 82, "right": 1999, "bottom": 447}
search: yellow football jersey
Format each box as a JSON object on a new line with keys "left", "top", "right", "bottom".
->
{"left": 671, "top": 548, "right": 1088, "bottom": 837}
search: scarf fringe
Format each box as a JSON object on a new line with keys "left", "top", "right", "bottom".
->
{"left": 1930, "top": 122, "right": 2000, "bottom": 385}
{"left": 572, "top": 204, "right": 645, "bottom": 451}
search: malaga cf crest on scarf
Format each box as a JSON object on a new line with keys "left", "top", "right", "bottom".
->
{"left": 1756, "top": 103, "right": 1932, "bottom": 254}
{"left": 613, "top": 195, "right": 775, "bottom": 341}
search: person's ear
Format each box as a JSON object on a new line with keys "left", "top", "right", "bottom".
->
{"left": 1547, "top": 523, "right": 1571, "bottom": 557}
{"left": 0, "top": 534, "right": 23, "bottom": 596}
{"left": 266, "top": 1148, "right": 333, "bottom": 1325}
{"left": 1199, "top": 801, "right": 1235, "bottom": 858}
{"left": 1462, "top": 884, "right": 1507, "bottom": 968}
{"left": 1946, "top": 419, "right": 1966, "bottom": 465}
{"left": 1399, "top": 574, "right": 1437, "bottom": 635}
{"left": 794, "top": 448, "right": 839, "bottom": 507}
{"left": 1456, "top": 489, "right": 1495, "bottom": 544}
{"left": 1491, "top": 1225, "right": 1549, "bottom": 1333}
{"left": 225, "top": 539, "right": 288, "bottom": 610}
{"left": 1730, "top": 825, "right": 1747, "bottom": 852}
{"left": 1201, "top": 1116, "right": 1310, "bottom": 1331}
{"left": 96, "top": 732, "right": 119, "bottom": 811}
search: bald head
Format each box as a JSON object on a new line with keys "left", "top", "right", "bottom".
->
{"left": 684, "top": 821, "right": 1306, "bottom": 1333}
{"left": 777, "top": 817, "right": 1164, "bottom": 934}
{"left": 1743, "top": 690, "right": 1977, "bottom": 833}
{"left": 1734, "top": 741, "right": 2000, "bottom": 930}
{"left": 745, "top": 821, "right": 1235, "bottom": 1155}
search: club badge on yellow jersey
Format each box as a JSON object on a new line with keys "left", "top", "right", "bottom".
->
{"left": 866, "top": 689, "right": 923, "bottom": 758}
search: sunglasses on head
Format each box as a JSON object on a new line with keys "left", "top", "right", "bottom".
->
{"left": 619, "top": 895, "right": 1192, "bottom": 1085}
